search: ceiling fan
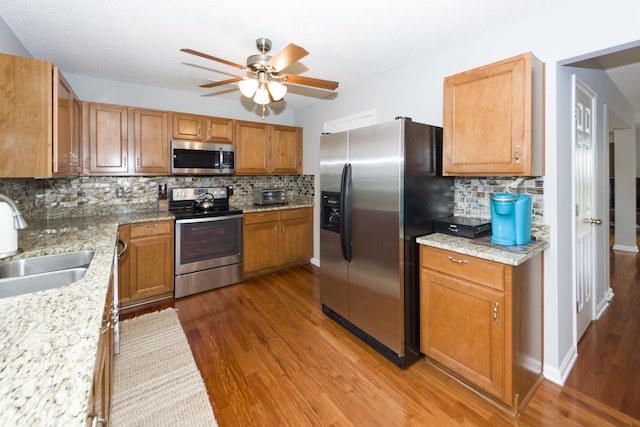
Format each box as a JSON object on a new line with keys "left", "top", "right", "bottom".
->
{"left": 181, "top": 38, "right": 339, "bottom": 105}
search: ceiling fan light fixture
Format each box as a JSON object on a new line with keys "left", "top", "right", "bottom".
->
{"left": 268, "top": 81, "right": 287, "bottom": 101}
{"left": 253, "top": 86, "right": 270, "bottom": 105}
{"left": 239, "top": 78, "right": 259, "bottom": 98}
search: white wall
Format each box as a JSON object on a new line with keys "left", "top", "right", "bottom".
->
{"left": 65, "top": 73, "right": 296, "bottom": 125}
{"left": 295, "top": 0, "right": 640, "bottom": 384}
{"left": 0, "top": 16, "right": 30, "bottom": 57}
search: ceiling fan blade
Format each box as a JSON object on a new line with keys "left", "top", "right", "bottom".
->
{"left": 279, "top": 74, "right": 339, "bottom": 91}
{"left": 266, "top": 44, "right": 309, "bottom": 72}
{"left": 199, "top": 77, "right": 243, "bottom": 88}
{"left": 181, "top": 48, "right": 245, "bottom": 70}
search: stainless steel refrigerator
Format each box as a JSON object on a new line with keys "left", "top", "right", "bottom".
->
{"left": 319, "top": 117, "right": 453, "bottom": 368}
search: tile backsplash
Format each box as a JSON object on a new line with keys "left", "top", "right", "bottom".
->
{"left": 453, "top": 177, "right": 544, "bottom": 223}
{"left": 0, "top": 175, "right": 543, "bottom": 222}
{"left": 0, "top": 175, "right": 315, "bottom": 218}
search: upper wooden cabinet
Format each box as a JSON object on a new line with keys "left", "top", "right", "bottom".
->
{"left": 443, "top": 52, "right": 544, "bottom": 176}
{"left": 236, "top": 121, "right": 302, "bottom": 175}
{"left": 54, "top": 70, "right": 82, "bottom": 175}
{"left": 85, "top": 103, "right": 129, "bottom": 174}
{"left": 84, "top": 103, "right": 170, "bottom": 175}
{"left": 0, "top": 54, "right": 82, "bottom": 177}
{"left": 134, "top": 108, "right": 169, "bottom": 174}
{"left": 171, "top": 113, "right": 234, "bottom": 143}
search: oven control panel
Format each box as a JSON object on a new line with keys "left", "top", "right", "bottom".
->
{"left": 170, "top": 187, "right": 228, "bottom": 202}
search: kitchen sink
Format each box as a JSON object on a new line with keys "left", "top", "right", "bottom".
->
{"left": 0, "top": 251, "right": 94, "bottom": 298}
{"left": 0, "top": 268, "right": 89, "bottom": 298}
{"left": 0, "top": 250, "right": 94, "bottom": 278}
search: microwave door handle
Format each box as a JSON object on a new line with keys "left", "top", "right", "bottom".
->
{"left": 219, "top": 149, "right": 223, "bottom": 171}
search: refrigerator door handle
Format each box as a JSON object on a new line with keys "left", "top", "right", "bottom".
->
{"left": 340, "top": 163, "right": 352, "bottom": 262}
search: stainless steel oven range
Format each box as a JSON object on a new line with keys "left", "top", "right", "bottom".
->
{"left": 169, "top": 186, "right": 243, "bottom": 298}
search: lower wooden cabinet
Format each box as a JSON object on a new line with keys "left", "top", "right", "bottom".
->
{"left": 419, "top": 245, "right": 543, "bottom": 414}
{"left": 87, "top": 264, "right": 115, "bottom": 426}
{"left": 243, "top": 207, "right": 313, "bottom": 276}
{"left": 118, "top": 220, "right": 174, "bottom": 308}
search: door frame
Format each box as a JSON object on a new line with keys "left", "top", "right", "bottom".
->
{"left": 570, "top": 75, "right": 612, "bottom": 348}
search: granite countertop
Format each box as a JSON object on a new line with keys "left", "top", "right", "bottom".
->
{"left": 0, "top": 200, "right": 314, "bottom": 425}
{"left": 234, "top": 196, "right": 315, "bottom": 213}
{"left": 417, "top": 225, "right": 549, "bottom": 267}
{"left": 0, "top": 210, "right": 174, "bottom": 426}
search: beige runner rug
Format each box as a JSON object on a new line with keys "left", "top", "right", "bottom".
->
{"left": 111, "top": 309, "right": 218, "bottom": 427}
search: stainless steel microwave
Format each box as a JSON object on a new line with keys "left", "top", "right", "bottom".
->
{"left": 253, "top": 188, "right": 287, "bottom": 205}
{"left": 170, "top": 140, "right": 235, "bottom": 175}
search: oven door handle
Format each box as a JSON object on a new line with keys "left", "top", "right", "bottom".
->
{"left": 176, "top": 213, "right": 244, "bottom": 224}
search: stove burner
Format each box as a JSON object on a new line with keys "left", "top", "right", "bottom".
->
{"left": 168, "top": 186, "right": 242, "bottom": 220}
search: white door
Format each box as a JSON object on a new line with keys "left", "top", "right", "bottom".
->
{"left": 573, "top": 76, "right": 601, "bottom": 341}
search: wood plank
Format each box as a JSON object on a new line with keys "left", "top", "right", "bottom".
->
{"left": 124, "top": 261, "right": 640, "bottom": 426}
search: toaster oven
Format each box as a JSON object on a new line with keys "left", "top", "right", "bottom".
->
{"left": 253, "top": 188, "right": 287, "bottom": 205}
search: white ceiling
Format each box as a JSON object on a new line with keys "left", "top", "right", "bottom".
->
{"left": 1, "top": 0, "right": 639, "bottom": 123}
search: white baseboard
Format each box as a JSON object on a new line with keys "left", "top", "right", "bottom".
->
{"left": 612, "top": 244, "right": 639, "bottom": 252}
{"left": 310, "top": 257, "right": 320, "bottom": 267}
{"left": 544, "top": 344, "right": 578, "bottom": 386}
{"left": 595, "top": 289, "right": 613, "bottom": 320}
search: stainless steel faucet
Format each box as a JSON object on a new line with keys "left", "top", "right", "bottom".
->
{"left": 0, "top": 194, "right": 28, "bottom": 229}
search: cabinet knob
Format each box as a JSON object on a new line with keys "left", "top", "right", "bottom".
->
{"left": 282, "top": 225, "right": 286, "bottom": 233}
{"left": 165, "top": 242, "right": 170, "bottom": 251}
{"left": 145, "top": 224, "right": 158, "bottom": 228}
{"left": 447, "top": 256, "right": 468, "bottom": 264}
{"left": 514, "top": 144, "right": 520, "bottom": 164}
{"left": 493, "top": 302, "right": 500, "bottom": 324}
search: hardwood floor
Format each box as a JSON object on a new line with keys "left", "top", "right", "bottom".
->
{"left": 127, "top": 261, "right": 640, "bottom": 426}
{"left": 564, "top": 230, "right": 640, "bottom": 420}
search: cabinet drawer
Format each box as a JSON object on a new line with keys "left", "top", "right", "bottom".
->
{"left": 244, "top": 211, "right": 280, "bottom": 225}
{"left": 420, "top": 246, "right": 505, "bottom": 291}
{"left": 280, "top": 208, "right": 309, "bottom": 221}
{"left": 129, "top": 221, "right": 172, "bottom": 238}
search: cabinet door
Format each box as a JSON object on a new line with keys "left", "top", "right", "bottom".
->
{"left": 54, "top": 70, "right": 82, "bottom": 175}
{"left": 243, "top": 219, "right": 279, "bottom": 273}
{"left": 235, "top": 121, "right": 269, "bottom": 174}
{"left": 171, "top": 113, "right": 203, "bottom": 140}
{"left": 270, "top": 125, "right": 302, "bottom": 174}
{"left": 134, "top": 108, "right": 169, "bottom": 174}
{"left": 128, "top": 231, "right": 174, "bottom": 300}
{"left": 205, "top": 116, "right": 234, "bottom": 143}
{"left": 88, "top": 103, "right": 129, "bottom": 174}
{"left": 88, "top": 273, "right": 114, "bottom": 426}
{"left": 0, "top": 54, "right": 52, "bottom": 177}
{"left": 420, "top": 268, "right": 506, "bottom": 401}
{"left": 279, "top": 208, "right": 312, "bottom": 264}
{"left": 443, "top": 53, "right": 535, "bottom": 176}
{"left": 117, "top": 225, "right": 131, "bottom": 302}
{"left": 54, "top": 70, "right": 72, "bottom": 175}
{"left": 71, "top": 96, "right": 83, "bottom": 173}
